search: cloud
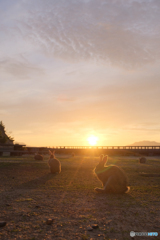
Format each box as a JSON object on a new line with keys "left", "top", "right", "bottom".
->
{"left": 1, "top": 0, "right": 160, "bottom": 69}
{"left": 0, "top": 58, "right": 44, "bottom": 79}
{"left": 13, "top": 0, "right": 160, "bottom": 68}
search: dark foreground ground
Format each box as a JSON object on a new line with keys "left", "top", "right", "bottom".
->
{"left": 0, "top": 155, "right": 160, "bottom": 240}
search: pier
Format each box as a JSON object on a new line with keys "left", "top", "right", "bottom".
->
{"left": 1, "top": 145, "right": 160, "bottom": 156}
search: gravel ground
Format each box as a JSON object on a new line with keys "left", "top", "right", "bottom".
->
{"left": 0, "top": 156, "right": 159, "bottom": 240}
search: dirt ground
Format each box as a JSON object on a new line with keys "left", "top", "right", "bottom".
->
{"left": 0, "top": 155, "right": 159, "bottom": 240}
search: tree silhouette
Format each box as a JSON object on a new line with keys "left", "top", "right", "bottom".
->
{"left": 0, "top": 121, "right": 14, "bottom": 144}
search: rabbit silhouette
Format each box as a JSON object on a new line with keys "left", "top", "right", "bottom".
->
{"left": 94, "top": 155, "right": 130, "bottom": 194}
{"left": 48, "top": 150, "right": 61, "bottom": 174}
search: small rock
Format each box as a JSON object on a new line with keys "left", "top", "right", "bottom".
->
{"left": 46, "top": 219, "right": 53, "bottom": 225}
{"left": 106, "top": 220, "right": 112, "bottom": 225}
{"left": 12, "top": 177, "right": 14, "bottom": 179}
{"left": 6, "top": 204, "right": 11, "bottom": 206}
{"left": 0, "top": 222, "right": 7, "bottom": 227}
{"left": 35, "top": 205, "right": 41, "bottom": 208}
{"left": 92, "top": 224, "right": 99, "bottom": 229}
{"left": 57, "top": 224, "right": 62, "bottom": 227}
{"left": 87, "top": 226, "right": 93, "bottom": 231}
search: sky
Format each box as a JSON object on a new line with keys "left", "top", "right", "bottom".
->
{"left": 1, "top": 0, "right": 160, "bottom": 147}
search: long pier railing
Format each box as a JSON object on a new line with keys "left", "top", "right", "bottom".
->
{"left": 51, "top": 146, "right": 160, "bottom": 149}
{"left": 46, "top": 146, "right": 160, "bottom": 156}
{"left": 1, "top": 145, "right": 160, "bottom": 156}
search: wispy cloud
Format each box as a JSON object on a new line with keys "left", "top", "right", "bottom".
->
{"left": 0, "top": 0, "right": 159, "bottom": 69}
{"left": 0, "top": 58, "right": 44, "bottom": 79}
{"left": 16, "top": 0, "right": 160, "bottom": 68}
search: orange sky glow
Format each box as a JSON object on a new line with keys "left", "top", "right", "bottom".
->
{"left": 1, "top": 0, "right": 160, "bottom": 147}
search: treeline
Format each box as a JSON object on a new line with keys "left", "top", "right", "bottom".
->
{"left": 0, "top": 121, "right": 14, "bottom": 144}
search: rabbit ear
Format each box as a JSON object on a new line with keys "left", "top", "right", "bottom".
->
{"left": 49, "top": 150, "right": 52, "bottom": 155}
{"left": 103, "top": 155, "right": 108, "bottom": 164}
{"left": 52, "top": 150, "right": 55, "bottom": 154}
{"left": 99, "top": 154, "right": 104, "bottom": 162}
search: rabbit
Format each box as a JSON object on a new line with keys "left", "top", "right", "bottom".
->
{"left": 71, "top": 152, "right": 75, "bottom": 157}
{"left": 34, "top": 153, "right": 43, "bottom": 161}
{"left": 139, "top": 157, "right": 146, "bottom": 164}
{"left": 48, "top": 150, "right": 61, "bottom": 174}
{"left": 94, "top": 154, "right": 130, "bottom": 194}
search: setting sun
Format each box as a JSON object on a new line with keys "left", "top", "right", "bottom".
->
{"left": 87, "top": 135, "right": 98, "bottom": 146}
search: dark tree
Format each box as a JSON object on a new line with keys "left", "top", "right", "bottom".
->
{"left": 0, "top": 121, "right": 14, "bottom": 144}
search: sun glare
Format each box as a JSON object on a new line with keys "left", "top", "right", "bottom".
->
{"left": 87, "top": 135, "right": 98, "bottom": 146}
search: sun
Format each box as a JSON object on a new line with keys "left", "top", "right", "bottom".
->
{"left": 87, "top": 135, "right": 98, "bottom": 146}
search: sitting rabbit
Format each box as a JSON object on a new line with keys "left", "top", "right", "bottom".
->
{"left": 48, "top": 150, "right": 61, "bottom": 174}
{"left": 94, "top": 154, "right": 130, "bottom": 194}
{"left": 34, "top": 153, "right": 43, "bottom": 161}
{"left": 139, "top": 157, "right": 146, "bottom": 164}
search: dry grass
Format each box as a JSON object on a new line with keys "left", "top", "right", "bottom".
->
{"left": 0, "top": 155, "right": 160, "bottom": 240}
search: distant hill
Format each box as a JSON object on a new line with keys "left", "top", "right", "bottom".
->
{"left": 128, "top": 141, "right": 160, "bottom": 146}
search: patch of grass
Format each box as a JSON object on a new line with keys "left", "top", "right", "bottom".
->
{"left": 150, "top": 210, "right": 155, "bottom": 214}
{"left": 16, "top": 198, "right": 33, "bottom": 202}
{"left": 110, "top": 227, "right": 116, "bottom": 233}
{"left": 10, "top": 228, "right": 20, "bottom": 232}
{"left": 81, "top": 234, "right": 89, "bottom": 240}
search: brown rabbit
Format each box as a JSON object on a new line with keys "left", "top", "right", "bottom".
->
{"left": 48, "top": 150, "right": 61, "bottom": 174}
{"left": 94, "top": 155, "right": 130, "bottom": 194}
{"left": 139, "top": 157, "right": 146, "bottom": 164}
{"left": 34, "top": 153, "right": 43, "bottom": 161}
